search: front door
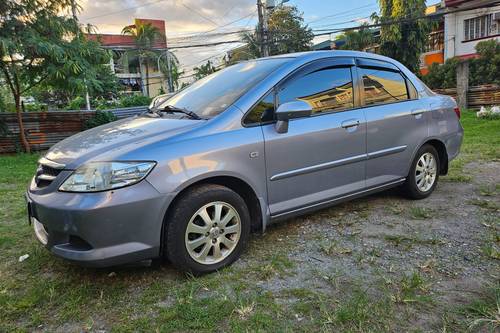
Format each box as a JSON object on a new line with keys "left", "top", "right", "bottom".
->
{"left": 262, "top": 58, "right": 367, "bottom": 216}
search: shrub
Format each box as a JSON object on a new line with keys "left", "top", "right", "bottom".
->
{"left": 23, "top": 102, "right": 48, "bottom": 112}
{"left": 66, "top": 96, "right": 86, "bottom": 110}
{"left": 119, "top": 95, "right": 151, "bottom": 108}
{"left": 84, "top": 111, "right": 118, "bottom": 129}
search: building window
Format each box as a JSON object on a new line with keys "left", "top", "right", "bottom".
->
{"left": 464, "top": 15, "right": 494, "bottom": 41}
{"left": 426, "top": 30, "right": 444, "bottom": 52}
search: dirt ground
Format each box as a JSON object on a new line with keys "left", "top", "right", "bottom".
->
{"left": 1, "top": 159, "right": 498, "bottom": 332}
{"left": 232, "top": 160, "right": 500, "bottom": 331}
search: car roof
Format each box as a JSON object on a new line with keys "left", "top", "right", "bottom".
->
{"left": 266, "top": 50, "right": 399, "bottom": 63}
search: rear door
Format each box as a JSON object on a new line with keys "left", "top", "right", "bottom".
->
{"left": 260, "top": 58, "right": 367, "bottom": 215}
{"left": 356, "top": 58, "right": 429, "bottom": 187}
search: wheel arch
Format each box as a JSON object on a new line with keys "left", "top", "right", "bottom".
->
{"left": 410, "top": 138, "right": 449, "bottom": 175}
{"left": 160, "top": 174, "right": 265, "bottom": 257}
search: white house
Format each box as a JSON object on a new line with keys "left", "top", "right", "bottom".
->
{"left": 443, "top": 0, "right": 500, "bottom": 60}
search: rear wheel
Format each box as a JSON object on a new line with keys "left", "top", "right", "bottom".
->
{"left": 402, "top": 144, "right": 440, "bottom": 199}
{"left": 164, "top": 184, "right": 250, "bottom": 274}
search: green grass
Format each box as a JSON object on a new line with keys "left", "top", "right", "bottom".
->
{"left": 0, "top": 110, "right": 499, "bottom": 331}
{"left": 443, "top": 110, "right": 500, "bottom": 183}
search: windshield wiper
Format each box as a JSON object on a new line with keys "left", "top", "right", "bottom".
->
{"left": 157, "top": 105, "right": 206, "bottom": 120}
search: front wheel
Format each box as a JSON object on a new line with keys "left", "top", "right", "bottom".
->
{"left": 164, "top": 184, "right": 250, "bottom": 275}
{"left": 401, "top": 144, "right": 440, "bottom": 199}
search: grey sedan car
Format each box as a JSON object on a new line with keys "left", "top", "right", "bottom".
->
{"left": 27, "top": 51, "right": 463, "bottom": 274}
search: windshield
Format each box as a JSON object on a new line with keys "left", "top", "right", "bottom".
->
{"left": 156, "top": 58, "right": 291, "bottom": 118}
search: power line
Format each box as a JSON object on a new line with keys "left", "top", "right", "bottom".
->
{"left": 169, "top": 10, "right": 258, "bottom": 39}
{"left": 307, "top": 3, "right": 376, "bottom": 25}
{"left": 310, "top": 17, "right": 371, "bottom": 30}
{"left": 81, "top": 0, "right": 169, "bottom": 21}
{"left": 179, "top": 2, "right": 220, "bottom": 27}
{"left": 91, "top": 1, "right": 500, "bottom": 51}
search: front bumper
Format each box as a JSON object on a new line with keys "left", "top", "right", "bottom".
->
{"left": 26, "top": 180, "right": 171, "bottom": 267}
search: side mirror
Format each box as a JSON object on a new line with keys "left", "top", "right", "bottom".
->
{"left": 274, "top": 101, "right": 312, "bottom": 134}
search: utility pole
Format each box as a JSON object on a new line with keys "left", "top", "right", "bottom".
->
{"left": 158, "top": 50, "right": 174, "bottom": 93}
{"left": 70, "top": 0, "right": 91, "bottom": 111}
{"left": 257, "top": 0, "right": 269, "bottom": 57}
{"left": 166, "top": 51, "right": 173, "bottom": 93}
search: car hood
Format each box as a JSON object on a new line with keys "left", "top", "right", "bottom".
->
{"left": 45, "top": 115, "right": 204, "bottom": 168}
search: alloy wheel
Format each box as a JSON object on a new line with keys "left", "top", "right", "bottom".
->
{"left": 415, "top": 152, "right": 437, "bottom": 192}
{"left": 184, "top": 201, "right": 241, "bottom": 265}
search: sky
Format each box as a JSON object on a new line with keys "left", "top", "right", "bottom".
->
{"left": 78, "top": 0, "right": 441, "bottom": 77}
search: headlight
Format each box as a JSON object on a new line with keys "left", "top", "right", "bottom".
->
{"left": 59, "top": 161, "right": 156, "bottom": 192}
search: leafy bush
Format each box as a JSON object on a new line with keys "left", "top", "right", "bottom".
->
{"left": 66, "top": 96, "right": 86, "bottom": 110}
{"left": 119, "top": 95, "right": 151, "bottom": 108}
{"left": 23, "top": 103, "right": 48, "bottom": 112}
{"left": 84, "top": 111, "right": 118, "bottom": 129}
{"left": 470, "top": 39, "right": 500, "bottom": 86}
{"left": 420, "top": 58, "right": 458, "bottom": 89}
{"left": 93, "top": 97, "right": 121, "bottom": 110}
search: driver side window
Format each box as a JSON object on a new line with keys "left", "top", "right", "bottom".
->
{"left": 277, "top": 67, "right": 354, "bottom": 115}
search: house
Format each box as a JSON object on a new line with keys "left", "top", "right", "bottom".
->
{"left": 419, "top": 3, "right": 446, "bottom": 75}
{"left": 443, "top": 0, "right": 500, "bottom": 60}
{"left": 86, "top": 19, "right": 169, "bottom": 97}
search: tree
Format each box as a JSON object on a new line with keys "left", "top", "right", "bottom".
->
{"left": 122, "top": 22, "right": 162, "bottom": 97}
{"left": 469, "top": 39, "right": 500, "bottom": 86}
{"left": 159, "top": 52, "right": 184, "bottom": 91}
{"left": 193, "top": 61, "right": 217, "bottom": 80}
{"left": 341, "top": 24, "right": 375, "bottom": 51}
{"left": 0, "top": 0, "right": 111, "bottom": 152}
{"left": 374, "top": 0, "right": 431, "bottom": 73}
{"left": 242, "top": 5, "right": 314, "bottom": 58}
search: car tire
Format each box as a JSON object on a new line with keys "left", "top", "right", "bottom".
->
{"left": 164, "top": 184, "right": 250, "bottom": 275}
{"left": 402, "top": 144, "right": 440, "bottom": 200}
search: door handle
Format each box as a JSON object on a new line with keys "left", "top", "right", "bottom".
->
{"left": 411, "top": 109, "right": 425, "bottom": 116}
{"left": 341, "top": 119, "right": 360, "bottom": 129}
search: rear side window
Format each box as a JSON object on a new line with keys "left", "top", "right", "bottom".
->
{"left": 359, "top": 68, "right": 409, "bottom": 106}
{"left": 278, "top": 67, "right": 354, "bottom": 114}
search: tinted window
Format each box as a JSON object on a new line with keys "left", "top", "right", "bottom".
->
{"left": 244, "top": 92, "right": 275, "bottom": 125}
{"left": 359, "top": 68, "right": 409, "bottom": 106}
{"left": 278, "top": 67, "right": 354, "bottom": 114}
{"left": 156, "top": 58, "right": 289, "bottom": 118}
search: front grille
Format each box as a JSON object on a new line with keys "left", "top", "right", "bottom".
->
{"left": 35, "top": 158, "right": 65, "bottom": 188}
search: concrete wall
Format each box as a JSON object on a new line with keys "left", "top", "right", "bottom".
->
{"left": 444, "top": 2, "right": 500, "bottom": 59}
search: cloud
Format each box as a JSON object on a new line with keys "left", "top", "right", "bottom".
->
{"left": 78, "top": 0, "right": 256, "bottom": 74}
{"left": 79, "top": 0, "right": 256, "bottom": 35}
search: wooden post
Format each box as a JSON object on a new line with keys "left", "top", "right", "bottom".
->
{"left": 456, "top": 60, "right": 469, "bottom": 111}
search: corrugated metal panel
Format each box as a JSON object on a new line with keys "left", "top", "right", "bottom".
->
{"left": 108, "top": 106, "right": 148, "bottom": 119}
{"left": 0, "top": 106, "right": 148, "bottom": 153}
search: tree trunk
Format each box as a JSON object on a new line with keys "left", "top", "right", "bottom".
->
{"left": 15, "top": 94, "right": 30, "bottom": 153}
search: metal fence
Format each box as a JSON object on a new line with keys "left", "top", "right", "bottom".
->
{"left": 0, "top": 106, "right": 147, "bottom": 153}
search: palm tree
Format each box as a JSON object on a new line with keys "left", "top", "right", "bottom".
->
{"left": 158, "top": 51, "right": 183, "bottom": 91}
{"left": 341, "top": 24, "right": 375, "bottom": 51}
{"left": 122, "top": 22, "right": 161, "bottom": 96}
{"left": 193, "top": 61, "right": 216, "bottom": 80}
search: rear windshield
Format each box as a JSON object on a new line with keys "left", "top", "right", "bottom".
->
{"left": 156, "top": 58, "right": 290, "bottom": 118}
